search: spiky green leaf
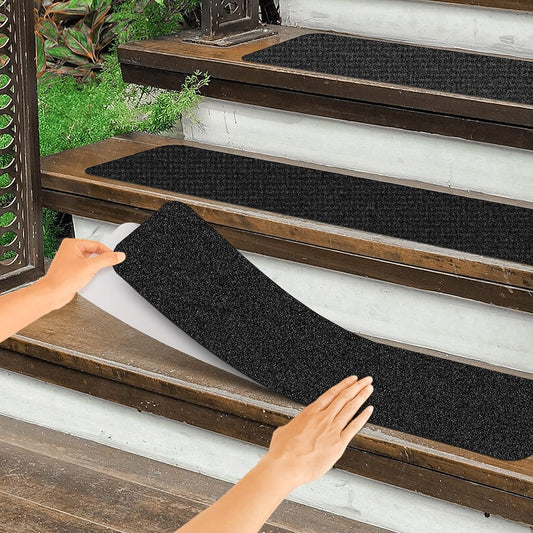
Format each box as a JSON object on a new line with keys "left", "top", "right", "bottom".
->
{"left": 64, "top": 27, "right": 94, "bottom": 59}
{"left": 46, "top": 44, "right": 77, "bottom": 61}
{"left": 38, "top": 19, "right": 60, "bottom": 43}
{"left": 46, "top": 1, "right": 90, "bottom": 16}
{"left": 35, "top": 34, "right": 47, "bottom": 77}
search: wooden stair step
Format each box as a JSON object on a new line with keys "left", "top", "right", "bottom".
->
{"left": 0, "top": 415, "right": 381, "bottom": 533}
{"left": 117, "top": 26, "right": 533, "bottom": 150}
{"left": 1, "top": 295, "right": 531, "bottom": 525}
{"left": 0, "top": 495, "right": 117, "bottom": 533}
{"left": 40, "top": 132, "right": 533, "bottom": 313}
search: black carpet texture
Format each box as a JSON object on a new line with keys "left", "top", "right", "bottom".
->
{"left": 242, "top": 33, "right": 533, "bottom": 104}
{"left": 86, "top": 145, "right": 533, "bottom": 265}
{"left": 114, "top": 202, "right": 533, "bottom": 460}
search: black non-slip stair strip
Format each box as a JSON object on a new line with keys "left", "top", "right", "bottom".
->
{"left": 86, "top": 144, "right": 533, "bottom": 265}
{"left": 113, "top": 202, "right": 533, "bottom": 461}
{"left": 242, "top": 33, "right": 533, "bottom": 105}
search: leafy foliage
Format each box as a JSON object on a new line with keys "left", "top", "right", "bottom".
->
{"left": 38, "top": 65, "right": 209, "bottom": 156}
{"left": 37, "top": 0, "right": 206, "bottom": 156}
{"left": 34, "top": 0, "right": 117, "bottom": 80}
{"left": 111, "top": 0, "right": 199, "bottom": 43}
{"left": 34, "top": 0, "right": 201, "bottom": 80}
{"left": 36, "top": 0, "right": 205, "bottom": 256}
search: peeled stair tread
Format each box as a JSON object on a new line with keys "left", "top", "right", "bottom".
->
{"left": 111, "top": 201, "right": 533, "bottom": 460}
{"left": 2, "top": 294, "right": 532, "bottom": 497}
{"left": 0, "top": 416, "right": 382, "bottom": 533}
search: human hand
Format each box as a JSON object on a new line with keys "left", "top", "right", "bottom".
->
{"left": 261, "top": 375, "right": 374, "bottom": 487}
{"left": 38, "top": 238, "right": 125, "bottom": 310}
{"left": 174, "top": 376, "right": 373, "bottom": 533}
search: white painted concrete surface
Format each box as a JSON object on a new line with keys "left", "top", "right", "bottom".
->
{"left": 73, "top": 216, "right": 533, "bottom": 374}
{"left": 0, "top": 370, "right": 527, "bottom": 533}
{"left": 280, "top": 0, "right": 533, "bottom": 58}
{"left": 73, "top": 216, "right": 120, "bottom": 244}
{"left": 182, "top": 99, "right": 533, "bottom": 204}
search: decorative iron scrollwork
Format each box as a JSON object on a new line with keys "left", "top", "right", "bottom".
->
{"left": 0, "top": 0, "right": 44, "bottom": 291}
{"left": 201, "top": 0, "right": 260, "bottom": 41}
{"left": 222, "top": 1, "right": 240, "bottom": 16}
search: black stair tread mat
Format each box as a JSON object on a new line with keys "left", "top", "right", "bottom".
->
{"left": 242, "top": 33, "right": 533, "bottom": 105}
{"left": 113, "top": 201, "right": 533, "bottom": 460}
{"left": 86, "top": 144, "right": 533, "bottom": 266}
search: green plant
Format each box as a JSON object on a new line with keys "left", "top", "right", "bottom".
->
{"left": 34, "top": 0, "right": 200, "bottom": 81}
{"left": 111, "top": 0, "right": 199, "bottom": 43}
{"left": 37, "top": 0, "right": 206, "bottom": 155}
{"left": 38, "top": 65, "right": 209, "bottom": 155}
{"left": 42, "top": 208, "right": 70, "bottom": 257}
{"left": 35, "top": 0, "right": 117, "bottom": 80}
{"left": 36, "top": 0, "right": 206, "bottom": 257}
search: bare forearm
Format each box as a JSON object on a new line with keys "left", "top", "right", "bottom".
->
{"left": 0, "top": 239, "right": 127, "bottom": 345}
{"left": 176, "top": 376, "right": 375, "bottom": 533}
{"left": 0, "top": 279, "right": 58, "bottom": 342}
{"left": 176, "top": 454, "right": 300, "bottom": 533}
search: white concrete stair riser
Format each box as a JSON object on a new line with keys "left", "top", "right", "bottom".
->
{"left": 0, "top": 370, "right": 528, "bottom": 533}
{"left": 279, "top": 0, "right": 533, "bottom": 59}
{"left": 181, "top": 98, "right": 533, "bottom": 204}
{"left": 72, "top": 215, "right": 533, "bottom": 374}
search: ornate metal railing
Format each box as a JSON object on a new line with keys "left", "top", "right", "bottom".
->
{"left": 0, "top": 0, "right": 43, "bottom": 292}
{"left": 190, "top": 0, "right": 279, "bottom": 45}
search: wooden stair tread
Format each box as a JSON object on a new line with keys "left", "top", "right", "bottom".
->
{"left": 117, "top": 27, "right": 533, "bottom": 150}
{"left": 1, "top": 296, "right": 531, "bottom": 525}
{"left": 0, "top": 495, "right": 118, "bottom": 533}
{"left": 40, "top": 132, "right": 533, "bottom": 313}
{"left": 0, "top": 416, "right": 382, "bottom": 533}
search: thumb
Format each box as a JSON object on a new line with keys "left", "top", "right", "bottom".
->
{"left": 88, "top": 250, "right": 126, "bottom": 272}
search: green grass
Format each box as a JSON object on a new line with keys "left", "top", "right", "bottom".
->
{"left": 37, "top": 60, "right": 209, "bottom": 158}
{"left": 33, "top": 0, "right": 207, "bottom": 258}
{"left": 36, "top": 64, "right": 208, "bottom": 258}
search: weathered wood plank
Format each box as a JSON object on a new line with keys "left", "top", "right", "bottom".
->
{"left": 42, "top": 188, "right": 533, "bottom": 313}
{"left": 0, "top": 295, "right": 531, "bottom": 524}
{"left": 122, "top": 66, "right": 533, "bottom": 151}
{"left": 40, "top": 133, "right": 533, "bottom": 313}
{"left": 0, "top": 445, "right": 201, "bottom": 533}
{"left": 0, "top": 415, "right": 386, "bottom": 533}
{"left": 0, "top": 493, "right": 121, "bottom": 533}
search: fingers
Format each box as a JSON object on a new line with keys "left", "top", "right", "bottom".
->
{"left": 308, "top": 375, "right": 359, "bottom": 412}
{"left": 67, "top": 239, "right": 126, "bottom": 267}
{"left": 334, "top": 381, "right": 374, "bottom": 429}
{"left": 340, "top": 405, "right": 374, "bottom": 446}
{"left": 88, "top": 250, "right": 126, "bottom": 271}
{"left": 75, "top": 239, "right": 115, "bottom": 258}
{"left": 325, "top": 376, "right": 373, "bottom": 421}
